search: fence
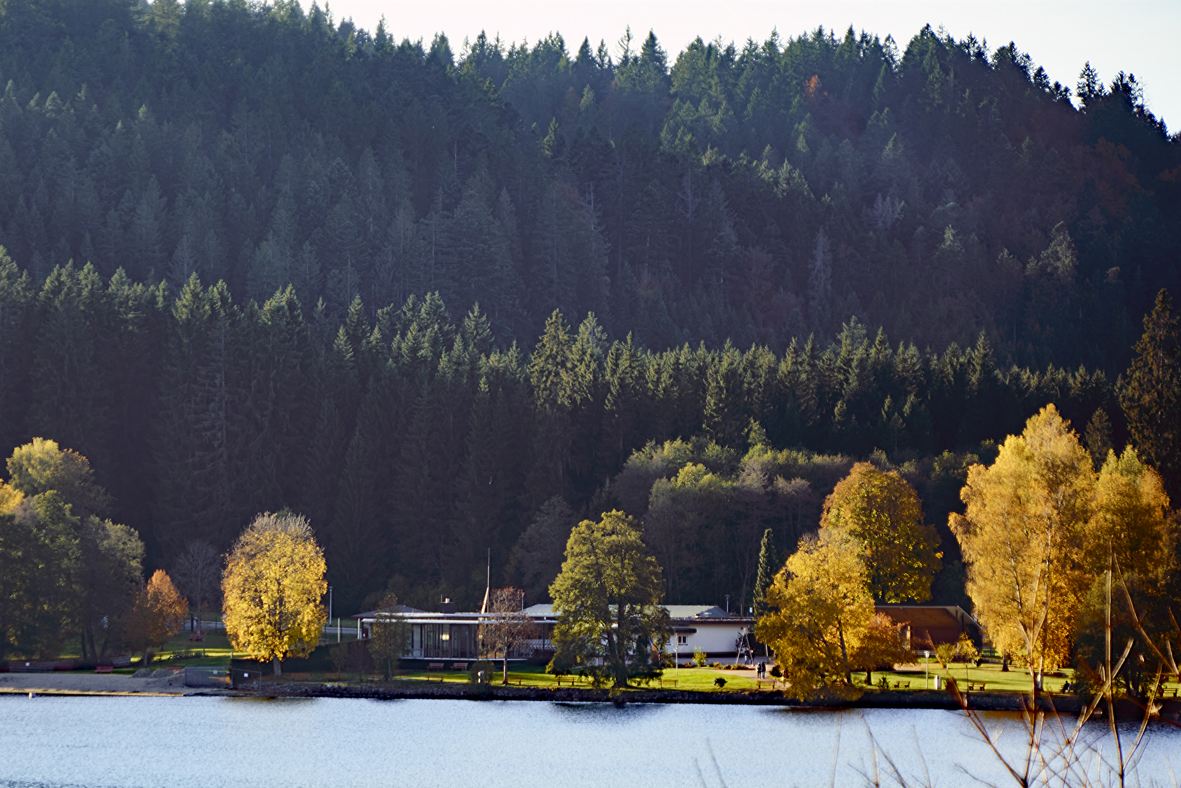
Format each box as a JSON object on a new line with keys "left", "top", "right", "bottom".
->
{"left": 183, "top": 666, "right": 231, "bottom": 688}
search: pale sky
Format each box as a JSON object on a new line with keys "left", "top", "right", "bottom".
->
{"left": 317, "top": 0, "right": 1181, "bottom": 133}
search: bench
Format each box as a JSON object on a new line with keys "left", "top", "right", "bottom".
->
{"left": 892, "top": 681, "right": 911, "bottom": 689}
{"left": 967, "top": 682, "right": 986, "bottom": 692}
{"left": 96, "top": 666, "right": 114, "bottom": 674}
{"left": 503, "top": 677, "right": 523, "bottom": 686}
{"left": 452, "top": 662, "right": 468, "bottom": 672}
{"left": 658, "top": 678, "right": 677, "bottom": 689}
{"left": 555, "top": 675, "right": 581, "bottom": 687}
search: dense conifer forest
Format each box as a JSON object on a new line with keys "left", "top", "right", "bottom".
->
{"left": 0, "top": 0, "right": 1178, "bottom": 615}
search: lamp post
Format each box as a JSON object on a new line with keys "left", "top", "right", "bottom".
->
{"left": 924, "top": 650, "right": 930, "bottom": 689}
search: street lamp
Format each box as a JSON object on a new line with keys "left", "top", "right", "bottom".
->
{"left": 924, "top": 650, "right": 930, "bottom": 689}
{"left": 328, "top": 585, "right": 335, "bottom": 642}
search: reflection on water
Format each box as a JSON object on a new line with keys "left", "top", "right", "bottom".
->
{"left": 0, "top": 696, "right": 1177, "bottom": 788}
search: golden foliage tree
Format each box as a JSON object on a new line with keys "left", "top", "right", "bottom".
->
{"left": 124, "top": 570, "right": 188, "bottom": 664}
{"left": 222, "top": 512, "right": 327, "bottom": 675}
{"left": 821, "top": 462, "right": 941, "bottom": 602}
{"left": 6, "top": 437, "right": 110, "bottom": 516}
{"left": 1084, "top": 447, "right": 1173, "bottom": 578}
{"left": 0, "top": 479, "right": 22, "bottom": 513}
{"left": 950, "top": 405, "right": 1094, "bottom": 674}
{"left": 756, "top": 528, "right": 874, "bottom": 700}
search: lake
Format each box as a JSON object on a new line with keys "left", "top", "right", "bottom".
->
{"left": 1, "top": 696, "right": 1178, "bottom": 787}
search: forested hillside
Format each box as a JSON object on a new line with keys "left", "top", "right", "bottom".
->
{"left": 0, "top": 0, "right": 1177, "bottom": 615}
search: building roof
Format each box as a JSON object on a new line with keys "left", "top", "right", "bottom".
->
{"left": 523, "top": 604, "right": 747, "bottom": 622}
{"left": 355, "top": 603, "right": 752, "bottom": 625}
{"left": 351, "top": 604, "right": 425, "bottom": 619}
{"left": 874, "top": 604, "right": 982, "bottom": 633}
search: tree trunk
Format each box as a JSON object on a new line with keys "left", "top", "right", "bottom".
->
{"left": 503, "top": 653, "right": 509, "bottom": 684}
{"left": 273, "top": 656, "right": 281, "bottom": 677}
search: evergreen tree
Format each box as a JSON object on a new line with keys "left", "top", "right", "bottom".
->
{"left": 1119, "top": 290, "right": 1181, "bottom": 498}
{"left": 752, "top": 527, "right": 776, "bottom": 619}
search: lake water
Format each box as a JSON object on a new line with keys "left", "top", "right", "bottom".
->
{"left": 1, "top": 696, "right": 1179, "bottom": 787}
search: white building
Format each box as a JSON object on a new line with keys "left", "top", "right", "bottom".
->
{"left": 523, "top": 604, "right": 754, "bottom": 661}
{"left": 354, "top": 602, "right": 754, "bottom": 664}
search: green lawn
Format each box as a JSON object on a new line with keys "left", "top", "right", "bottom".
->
{"left": 62, "top": 640, "right": 1177, "bottom": 699}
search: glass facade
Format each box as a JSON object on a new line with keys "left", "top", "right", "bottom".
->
{"left": 411, "top": 622, "right": 479, "bottom": 659}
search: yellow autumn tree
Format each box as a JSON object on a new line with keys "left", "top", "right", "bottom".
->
{"left": 125, "top": 569, "right": 188, "bottom": 664}
{"left": 222, "top": 512, "right": 327, "bottom": 676}
{"left": 1084, "top": 447, "right": 1173, "bottom": 578}
{"left": 950, "top": 405, "right": 1094, "bottom": 675}
{"left": 821, "top": 462, "right": 942, "bottom": 602}
{"left": 756, "top": 528, "right": 874, "bottom": 700}
{"left": 0, "top": 479, "right": 22, "bottom": 514}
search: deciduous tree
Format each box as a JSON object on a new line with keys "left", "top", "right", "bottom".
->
{"left": 756, "top": 528, "right": 874, "bottom": 700}
{"left": 1085, "top": 447, "right": 1173, "bottom": 578}
{"left": 480, "top": 587, "right": 537, "bottom": 683}
{"left": 124, "top": 569, "right": 187, "bottom": 665}
{"left": 950, "top": 405, "right": 1094, "bottom": 675}
{"left": 222, "top": 512, "right": 327, "bottom": 676}
{"left": 6, "top": 437, "right": 110, "bottom": 517}
{"left": 172, "top": 539, "right": 221, "bottom": 633}
{"left": 367, "top": 592, "right": 410, "bottom": 680}
{"left": 851, "top": 612, "right": 914, "bottom": 684}
{"left": 821, "top": 462, "right": 941, "bottom": 602}
{"left": 549, "top": 510, "right": 669, "bottom": 687}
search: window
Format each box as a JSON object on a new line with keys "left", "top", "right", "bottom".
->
{"left": 677, "top": 635, "right": 687, "bottom": 645}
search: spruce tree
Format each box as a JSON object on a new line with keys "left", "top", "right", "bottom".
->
{"left": 753, "top": 528, "right": 776, "bottom": 619}
{"left": 1119, "top": 289, "right": 1181, "bottom": 497}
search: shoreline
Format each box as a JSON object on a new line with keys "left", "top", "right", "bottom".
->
{"left": 6, "top": 672, "right": 1176, "bottom": 720}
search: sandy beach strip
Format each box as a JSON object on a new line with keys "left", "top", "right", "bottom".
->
{"left": 0, "top": 671, "right": 205, "bottom": 696}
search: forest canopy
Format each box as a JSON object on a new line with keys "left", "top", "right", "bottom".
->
{"left": 0, "top": 1, "right": 1178, "bottom": 617}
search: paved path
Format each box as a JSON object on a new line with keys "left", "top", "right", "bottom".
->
{"left": 0, "top": 671, "right": 205, "bottom": 696}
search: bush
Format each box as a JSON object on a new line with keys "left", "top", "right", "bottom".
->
{"left": 769, "top": 664, "right": 781, "bottom": 678}
{"left": 469, "top": 660, "right": 494, "bottom": 684}
{"left": 693, "top": 647, "right": 706, "bottom": 667}
{"left": 714, "top": 677, "right": 727, "bottom": 688}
